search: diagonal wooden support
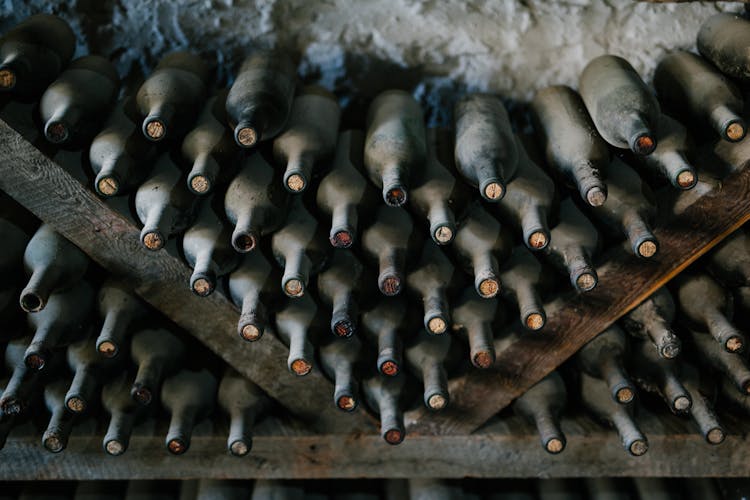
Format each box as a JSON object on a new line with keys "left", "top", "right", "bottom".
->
{"left": 0, "top": 118, "right": 377, "bottom": 434}
{"left": 407, "top": 165, "right": 750, "bottom": 435}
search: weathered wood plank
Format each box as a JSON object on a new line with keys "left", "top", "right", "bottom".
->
{"left": 0, "top": 118, "right": 376, "bottom": 434}
{"left": 407, "top": 166, "right": 750, "bottom": 436}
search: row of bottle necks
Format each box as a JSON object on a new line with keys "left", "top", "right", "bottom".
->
{"left": 0, "top": 478, "right": 739, "bottom": 500}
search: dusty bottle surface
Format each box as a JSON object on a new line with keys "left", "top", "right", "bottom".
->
{"left": 160, "top": 369, "right": 217, "bottom": 455}
{"left": 228, "top": 250, "right": 276, "bottom": 341}
{"left": 319, "top": 336, "right": 362, "bottom": 412}
{"left": 42, "top": 379, "right": 76, "bottom": 453}
{"left": 499, "top": 246, "right": 547, "bottom": 331}
{"left": 680, "top": 362, "right": 725, "bottom": 445}
{"left": 698, "top": 13, "right": 750, "bottom": 82}
{"left": 629, "top": 114, "right": 697, "bottom": 190}
{"left": 0, "top": 336, "right": 42, "bottom": 415}
{"left": 361, "top": 205, "right": 416, "bottom": 296}
{"left": 451, "top": 287, "right": 501, "bottom": 369}
{"left": 406, "top": 243, "right": 455, "bottom": 335}
{"left": 620, "top": 287, "right": 681, "bottom": 359}
{"left": 687, "top": 326, "right": 750, "bottom": 395}
{"left": 217, "top": 368, "right": 270, "bottom": 456}
{"left": 707, "top": 229, "right": 750, "bottom": 288}
{"left": 275, "top": 294, "right": 319, "bottom": 376}
{"left": 629, "top": 339, "right": 692, "bottom": 414}
{"left": 64, "top": 335, "right": 123, "bottom": 414}
{"left": 317, "top": 249, "right": 363, "bottom": 338}
{"left": 363, "top": 372, "right": 406, "bottom": 445}
{"left": 94, "top": 280, "right": 148, "bottom": 358}
{"left": 577, "top": 324, "right": 636, "bottom": 405}
{"left": 512, "top": 371, "right": 567, "bottom": 454}
{"left": 404, "top": 326, "right": 452, "bottom": 411}
{"left": 361, "top": 299, "right": 406, "bottom": 377}
{"left": 130, "top": 328, "right": 187, "bottom": 406}
{"left": 101, "top": 372, "right": 148, "bottom": 456}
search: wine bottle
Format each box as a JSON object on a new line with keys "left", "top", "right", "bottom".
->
{"left": 542, "top": 198, "right": 599, "bottom": 292}
{"left": 579, "top": 55, "right": 660, "bottom": 155}
{"left": 453, "top": 204, "right": 511, "bottom": 299}
{"left": 681, "top": 363, "right": 725, "bottom": 445}
{"left": 451, "top": 287, "right": 500, "bottom": 369}
{"left": 361, "top": 299, "right": 406, "bottom": 376}
{"left": 698, "top": 13, "right": 750, "bottom": 81}
{"left": 363, "top": 372, "right": 405, "bottom": 444}
{"left": 629, "top": 114, "right": 697, "bottom": 190}
{"left": 676, "top": 273, "right": 745, "bottom": 353}
{"left": 316, "top": 130, "right": 373, "bottom": 248}
{"left": 453, "top": 94, "right": 518, "bottom": 201}
{"left": 361, "top": 205, "right": 416, "bottom": 296}
{"left": 136, "top": 51, "right": 210, "bottom": 142}
{"left": 576, "top": 325, "right": 636, "bottom": 404}
{"left": 687, "top": 327, "right": 750, "bottom": 395}
{"left": 130, "top": 328, "right": 186, "bottom": 405}
{"left": 101, "top": 373, "right": 148, "bottom": 456}
{"left": 721, "top": 376, "right": 750, "bottom": 418}
{"left": 589, "top": 157, "right": 659, "bottom": 259}
{"left": 275, "top": 295, "right": 318, "bottom": 376}
{"left": 0, "top": 336, "right": 38, "bottom": 415}
{"left": 497, "top": 137, "right": 556, "bottom": 250}
{"left": 629, "top": 339, "right": 691, "bottom": 414}
{"left": 65, "top": 336, "right": 122, "bottom": 413}
{"left": 217, "top": 368, "right": 270, "bottom": 457}
{"left": 411, "top": 128, "right": 461, "bottom": 245}
{"left": 182, "top": 199, "right": 240, "bottom": 297}
{"left": 511, "top": 371, "right": 567, "bottom": 454}
{"left": 228, "top": 250, "right": 275, "bottom": 341}
{"left": 161, "top": 369, "right": 217, "bottom": 455}
{"left": 404, "top": 327, "right": 451, "bottom": 410}
{"left": 271, "top": 197, "right": 328, "bottom": 298}
{"left": 580, "top": 372, "right": 648, "bottom": 456}
{"left": 226, "top": 51, "right": 296, "bottom": 148}
{"left": 364, "top": 90, "right": 426, "bottom": 207}
{"left": 224, "top": 151, "right": 288, "bottom": 253}
{"left": 134, "top": 153, "right": 197, "bottom": 251}
{"left": 530, "top": 85, "right": 609, "bottom": 207}
{"left": 89, "top": 97, "right": 157, "bottom": 197}
{"left": 24, "top": 281, "right": 94, "bottom": 370}
{"left": 42, "top": 379, "right": 76, "bottom": 453}
{"left": 273, "top": 85, "right": 341, "bottom": 192}
{"left": 654, "top": 50, "right": 746, "bottom": 143}
{"left": 181, "top": 90, "right": 238, "bottom": 195}
{"left": 499, "top": 246, "right": 547, "bottom": 331}
{"left": 620, "top": 287, "right": 681, "bottom": 359}
{"left": 406, "top": 243, "right": 455, "bottom": 335}
{"left": 319, "top": 336, "right": 362, "bottom": 412}
{"left": 95, "top": 280, "right": 147, "bottom": 358}
{"left": 317, "top": 250, "right": 363, "bottom": 338}
{"left": 0, "top": 14, "right": 75, "bottom": 98}
{"left": 707, "top": 229, "right": 750, "bottom": 288}
{"left": 40, "top": 55, "right": 119, "bottom": 145}
{"left": 20, "top": 223, "right": 88, "bottom": 313}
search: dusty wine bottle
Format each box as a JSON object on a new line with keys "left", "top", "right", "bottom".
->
{"left": 319, "top": 336, "right": 362, "bottom": 412}
{"left": 630, "top": 114, "right": 697, "bottom": 190}
{"left": 64, "top": 335, "right": 123, "bottom": 413}
{"left": 404, "top": 327, "right": 451, "bottom": 410}
{"left": 511, "top": 371, "right": 567, "bottom": 454}
{"left": 274, "top": 85, "right": 341, "bottom": 192}
{"left": 228, "top": 250, "right": 275, "bottom": 341}
{"left": 687, "top": 327, "right": 750, "bottom": 395}
{"left": 0, "top": 14, "right": 75, "bottom": 98}
{"left": 698, "top": 13, "right": 750, "bottom": 81}
{"left": 42, "top": 379, "right": 76, "bottom": 453}
{"left": 681, "top": 363, "right": 725, "bottom": 445}
{"left": 317, "top": 250, "right": 363, "bottom": 338}
{"left": 102, "top": 373, "right": 148, "bottom": 456}
{"left": 224, "top": 151, "right": 288, "bottom": 253}
{"left": 707, "top": 229, "right": 750, "bottom": 288}
{"left": 364, "top": 90, "right": 426, "bottom": 207}
{"left": 275, "top": 295, "right": 318, "bottom": 376}
{"left": 90, "top": 97, "right": 157, "bottom": 197}
{"left": 95, "top": 280, "right": 147, "bottom": 358}
{"left": 0, "top": 336, "right": 38, "bottom": 415}
{"left": 577, "top": 325, "right": 636, "bottom": 404}
{"left": 363, "top": 372, "right": 405, "bottom": 445}
{"left": 182, "top": 199, "right": 241, "bottom": 297}
{"left": 361, "top": 206, "right": 416, "bottom": 296}
{"left": 134, "top": 153, "right": 197, "bottom": 251}
{"left": 451, "top": 287, "right": 500, "bottom": 369}
{"left": 530, "top": 85, "right": 609, "bottom": 207}
{"left": 454, "top": 94, "right": 518, "bottom": 201}
{"left": 136, "top": 51, "right": 210, "bottom": 142}
{"left": 496, "top": 137, "right": 556, "bottom": 251}
{"left": 130, "top": 328, "right": 187, "bottom": 405}
{"left": 542, "top": 198, "right": 599, "bottom": 292}
{"left": 654, "top": 50, "right": 746, "bottom": 143}
{"left": 40, "top": 55, "right": 119, "bottom": 145}
{"left": 579, "top": 55, "right": 660, "bottom": 155}
{"left": 181, "top": 90, "right": 238, "bottom": 195}
{"left": 620, "top": 287, "right": 681, "bottom": 359}
{"left": 161, "top": 369, "right": 217, "bottom": 455}
{"left": 361, "top": 299, "right": 406, "bottom": 376}
{"left": 226, "top": 51, "right": 296, "bottom": 148}
{"left": 452, "top": 204, "right": 511, "bottom": 299}
{"left": 499, "top": 246, "right": 547, "bottom": 331}
{"left": 217, "top": 368, "right": 270, "bottom": 457}
{"left": 580, "top": 372, "right": 648, "bottom": 456}
{"left": 24, "top": 280, "right": 94, "bottom": 370}
{"left": 316, "top": 130, "right": 373, "bottom": 248}
{"left": 20, "top": 223, "right": 88, "bottom": 313}
{"left": 676, "top": 273, "right": 745, "bottom": 353}
{"left": 406, "top": 243, "right": 455, "bottom": 335}
{"left": 271, "top": 197, "right": 327, "bottom": 298}
{"left": 629, "top": 339, "right": 691, "bottom": 414}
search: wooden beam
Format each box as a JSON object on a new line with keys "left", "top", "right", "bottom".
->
{"left": 0, "top": 413, "right": 748, "bottom": 479}
{"left": 0, "top": 118, "right": 377, "bottom": 434}
{"left": 407, "top": 166, "right": 750, "bottom": 436}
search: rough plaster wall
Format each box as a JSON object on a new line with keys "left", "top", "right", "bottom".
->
{"left": 0, "top": 0, "right": 740, "bottom": 124}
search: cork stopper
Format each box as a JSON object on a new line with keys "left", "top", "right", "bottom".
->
{"left": 337, "top": 395, "right": 357, "bottom": 411}
{"left": 473, "top": 351, "right": 494, "bottom": 369}
{"left": 142, "top": 232, "right": 164, "bottom": 251}
{"left": 427, "top": 317, "right": 447, "bottom": 334}
{"left": 483, "top": 182, "right": 504, "bottom": 201}
{"left": 385, "top": 188, "right": 407, "bottom": 207}
{"left": 478, "top": 278, "right": 499, "bottom": 298}
{"left": 586, "top": 187, "right": 606, "bottom": 207}
{"left": 380, "top": 361, "right": 399, "bottom": 377}
{"left": 706, "top": 428, "right": 725, "bottom": 445}
{"left": 525, "top": 313, "right": 545, "bottom": 331}
{"left": 331, "top": 230, "right": 353, "bottom": 248}
{"left": 145, "top": 119, "right": 165, "bottom": 140}
{"left": 192, "top": 278, "right": 213, "bottom": 297}
{"left": 97, "top": 176, "right": 119, "bottom": 196}
{"left": 677, "top": 170, "right": 696, "bottom": 189}
{"left": 673, "top": 396, "right": 691, "bottom": 412}
{"left": 726, "top": 122, "right": 745, "bottom": 142}
{"left": 190, "top": 175, "right": 210, "bottom": 194}
{"left": 726, "top": 336, "right": 743, "bottom": 353}
{"left": 380, "top": 275, "right": 401, "bottom": 296}
{"left": 236, "top": 127, "right": 258, "bottom": 147}
{"left": 286, "top": 174, "right": 306, "bottom": 192}
{"left": 284, "top": 279, "right": 304, "bottom": 298}
{"left": 105, "top": 439, "right": 125, "bottom": 456}
{"left": 132, "top": 386, "right": 152, "bottom": 406}
{"left": 66, "top": 397, "right": 85, "bottom": 413}
{"left": 25, "top": 353, "right": 45, "bottom": 370}
{"left": 333, "top": 319, "right": 354, "bottom": 338}
{"left": 615, "top": 387, "right": 635, "bottom": 404}
{"left": 45, "top": 121, "right": 69, "bottom": 144}
{"left": 629, "top": 439, "right": 648, "bottom": 456}
{"left": 230, "top": 440, "right": 249, "bottom": 457}
{"left": 576, "top": 273, "right": 597, "bottom": 292}
{"left": 660, "top": 343, "right": 679, "bottom": 360}
{"left": 434, "top": 226, "right": 454, "bottom": 244}
{"left": 0, "top": 68, "right": 16, "bottom": 89}
{"left": 427, "top": 394, "right": 447, "bottom": 410}
{"left": 240, "top": 324, "right": 261, "bottom": 342}
{"left": 633, "top": 134, "right": 656, "bottom": 155}
{"left": 1, "top": 399, "right": 21, "bottom": 415}
{"left": 384, "top": 429, "right": 404, "bottom": 445}
{"left": 168, "top": 438, "right": 187, "bottom": 455}
{"left": 545, "top": 438, "right": 564, "bottom": 454}
{"left": 637, "top": 241, "right": 658, "bottom": 258}
{"left": 291, "top": 359, "right": 312, "bottom": 376}
{"left": 44, "top": 435, "right": 64, "bottom": 453}
{"left": 528, "top": 231, "right": 548, "bottom": 250}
